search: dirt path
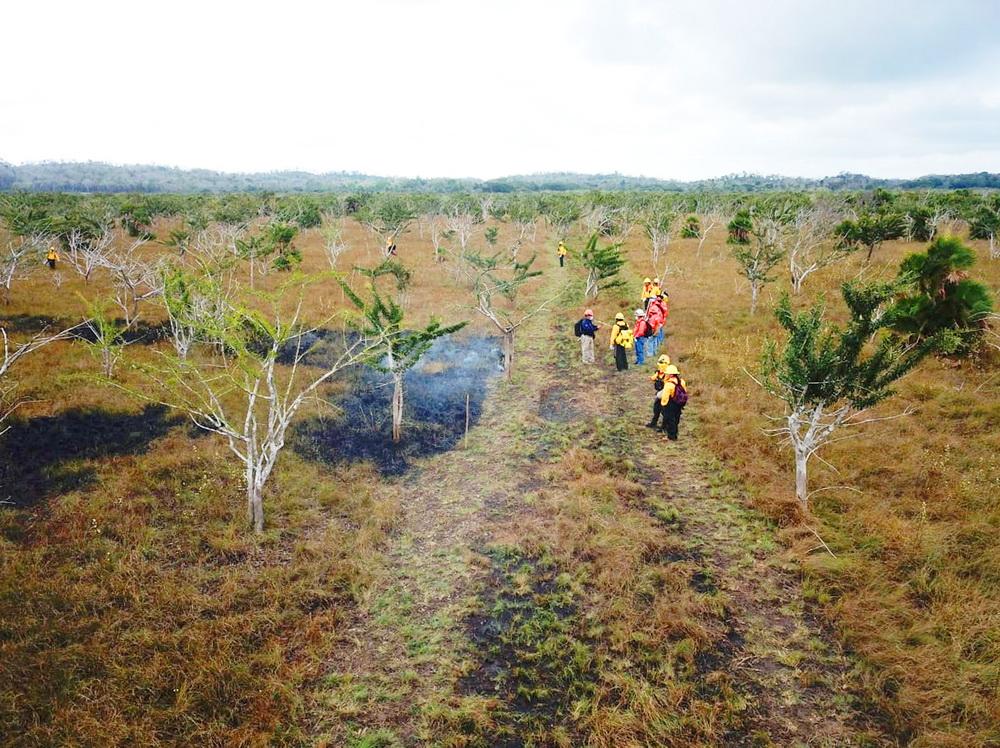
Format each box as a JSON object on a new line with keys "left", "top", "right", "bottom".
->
{"left": 309, "top": 267, "right": 889, "bottom": 747}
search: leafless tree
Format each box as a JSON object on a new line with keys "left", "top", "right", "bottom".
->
{"left": 321, "top": 220, "right": 349, "bottom": 269}
{"left": 445, "top": 210, "right": 476, "bottom": 256}
{"left": 0, "top": 326, "right": 72, "bottom": 432}
{"left": 787, "top": 206, "right": 848, "bottom": 294}
{"left": 696, "top": 209, "right": 726, "bottom": 256}
{"left": 642, "top": 208, "right": 677, "bottom": 277}
{"left": 67, "top": 226, "right": 115, "bottom": 283}
{"left": 428, "top": 218, "right": 451, "bottom": 263}
{"left": 1, "top": 233, "right": 47, "bottom": 304}
{"left": 104, "top": 238, "right": 164, "bottom": 327}
{"left": 122, "top": 282, "right": 387, "bottom": 531}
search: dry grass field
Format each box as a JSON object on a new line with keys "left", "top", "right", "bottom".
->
{"left": 1, "top": 207, "right": 997, "bottom": 746}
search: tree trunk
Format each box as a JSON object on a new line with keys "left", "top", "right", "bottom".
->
{"left": 750, "top": 282, "right": 760, "bottom": 314}
{"left": 794, "top": 446, "right": 809, "bottom": 505}
{"left": 391, "top": 371, "right": 404, "bottom": 442}
{"left": 246, "top": 467, "right": 265, "bottom": 532}
{"left": 502, "top": 329, "right": 515, "bottom": 380}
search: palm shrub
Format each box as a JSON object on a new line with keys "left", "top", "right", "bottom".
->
{"left": 890, "top": 236, "right": 994, "bottom": 354}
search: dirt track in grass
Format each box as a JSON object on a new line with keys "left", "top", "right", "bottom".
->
{"left": 309, "top": 264, "right": 890, "bottom": 747}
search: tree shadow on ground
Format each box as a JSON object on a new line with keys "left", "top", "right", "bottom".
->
{"left": 0, "top": 405, "right": 180, "bottom": 508}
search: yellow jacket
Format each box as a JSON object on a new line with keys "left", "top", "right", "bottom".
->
{"left": 660, "top": 376, "right": 686, "bottom": 405}
{"left": 651, "top": 284, "right": 663, "bottom": 298}
{"left": 558, "top": 243, "right": 567, "bottom": 256}
{"left": 641, "top": 282, "right": 654, "bottom": 300}
{"left": 610, "top": 321, "right": 629, "bottom": 347}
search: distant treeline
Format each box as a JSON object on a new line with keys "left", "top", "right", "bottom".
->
{"left": 1, "top": 161, "right": 999, "bottom": 194}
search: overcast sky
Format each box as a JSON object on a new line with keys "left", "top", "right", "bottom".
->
{"left": 2, "top": 0, "right": 999, "bottom": 180}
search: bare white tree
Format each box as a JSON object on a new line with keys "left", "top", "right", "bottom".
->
{"left": 123, "top": 283, "right": 386, "bottom": 531}
{"left": 103, "top": 238, "right": 164, "bottom": 327}
{"left": 0, "top": 326, "right": 72, "bottom": 433}
{"left": 445, "top": 210, "right": 476, "bottom": 256}
{"left": 787, "top": 206, "right": 848, "bottom": 294}
{"left": 696, "top": 209, "right": 726, "bottom": 256}
{"left": 321, "top": 220, "right": 349, "bottom": 269}
{"left": 1, "top": 233, "right": 47, "bottom": 304}
{"left": 67, "top": 226, "right": 115, "bottom": 283}
{"left": 642, "top": 207, "right": 677, "bottom": 277}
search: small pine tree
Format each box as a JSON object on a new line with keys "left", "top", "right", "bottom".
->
{"left": 890, "top": 236, "right": 994, "bottom": 354}
{"left": 760, "top": 280, "right": 952, "bottom": 506}
{"left": 342, "top": 260, "right": 466, "bottom": 441}
{"left": 579, "top": 232, "right": 626, "bottom": 299}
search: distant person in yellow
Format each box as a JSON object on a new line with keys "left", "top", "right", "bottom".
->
{"left": 46, "top": 245, "right": 59, "bottom": 269}
{"left": 558, "top": 241, "right": 567, "bottom": 267}
{"left": 385, "top": 237, "right": 397, "bottom": 257}
{"left": 651, "top": 277, "right": 663, "bottom": 298}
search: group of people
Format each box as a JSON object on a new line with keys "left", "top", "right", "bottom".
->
{"left": 574, "top": 276, "right": 687, "bottom": 440}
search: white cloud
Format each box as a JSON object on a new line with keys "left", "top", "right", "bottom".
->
{"left": 1, "top": 0, "right": 998, "bottom": 180}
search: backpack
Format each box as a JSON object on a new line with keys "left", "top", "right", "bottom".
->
{"left": 616, "top": 326, "right": 635, "bottom": 350}
{"left": 671, "top": 381, "right": 689, "bottom": 407}
{"left": 574, "top": 319, "right": 583, "bottom": 337}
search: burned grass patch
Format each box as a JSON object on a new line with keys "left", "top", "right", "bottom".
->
{"left": 293, "top": 335, "right": 502, "bottom": 476}
{"left": 457, "top": 546, "right": 593, "bottom": 746}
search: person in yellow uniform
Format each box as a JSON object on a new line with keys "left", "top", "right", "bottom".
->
{"left": 609, "top": 312, "right": 632, "bottom": 371}
{"left": 557, "top": 241, "right": 567, "bottom": 267}
{"left": 46, "top": 245, "right": 60, "bottom": 269}
{"left": 641, "top": 278, "right": 654, "bottom": 308}
{"left": 659, "top": 364, "right": 688, "bottom": 440}
{"left": 646, "top": 355, "right": 671, "bottom": 428}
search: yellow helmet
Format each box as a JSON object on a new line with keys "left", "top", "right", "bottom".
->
{"left": 614, "top": 312, "right": 625, "bottom": 321}
{"left": 657, "top": 354, "right": 670, "bottom": 365}
{"left": 665, "top": 364, "right": 679, "bottom": 375}
{"left": 643, "top": 277, "right": 651, "bottom": 283}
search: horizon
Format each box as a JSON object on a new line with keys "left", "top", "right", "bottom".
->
{"left": 3, "top": 1, "right": 999, "bottom": 180}
{"left": 4, "top": 158, "right": 998, "bottom": 185}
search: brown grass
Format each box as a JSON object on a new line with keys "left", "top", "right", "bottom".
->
{"left": 622, "top": 229, "right": 1000, "bottom": 746}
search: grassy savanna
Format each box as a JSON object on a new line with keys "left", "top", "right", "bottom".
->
{"left": 0, "top": 191, "right": 997, "bottom": 746}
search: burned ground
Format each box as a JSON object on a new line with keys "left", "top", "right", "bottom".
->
{"left": 292, "top": 334, "right": 503, "bottom": 475}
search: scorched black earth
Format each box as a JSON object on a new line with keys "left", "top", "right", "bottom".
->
{"left": 293, "top": 334, "right": 503, "bottom": 475}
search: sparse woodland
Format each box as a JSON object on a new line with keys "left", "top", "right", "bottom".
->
{"left": 1, "top": 187, "right": 998, "bottom": 746}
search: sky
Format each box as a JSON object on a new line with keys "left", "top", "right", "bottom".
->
{"left": 2, "top": 0, "right": 999, "bottom": 180}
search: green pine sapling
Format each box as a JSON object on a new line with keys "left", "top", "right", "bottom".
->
{"left": 341, "top": 260, "right": 466, "bottom": 442}
{"left": 759, "top": 280, "right": 954, "bottom": 507}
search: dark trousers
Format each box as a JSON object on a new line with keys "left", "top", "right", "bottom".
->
{"left": 47, "top": 259, "right": 56, "bottom": 269}
{"left": 614, "top": 345, "right": 628, "bottom": 371}
{"left": 649, "top": 398, "right": 664, "bottom": 427}
{"left": 559, "top": 255, "right": 564, "bottom": 267}
{"left": 664, "top": 401, "right": 682, "bottom": 440}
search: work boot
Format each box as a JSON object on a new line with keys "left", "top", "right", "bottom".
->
{"left": 645, "top": 421, "right": 657, "bottom": 428}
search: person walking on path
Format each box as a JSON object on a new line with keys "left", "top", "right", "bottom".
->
{"left": 609, "top": 312, "right": 633, "bottom": 372}
{"left": 659, "top": 364, "right": 688, "bottom": 440}
{"left": 558, "top": 241, "right": 568, "bottom": 267}
{"left": 646, "top": 294, "right": 667, "bottom": 354}
{"left": 632, "top": 309, "right": 650, "bottom": 365}
{"left": 574, "top": 308, "right": 599, "bottom": 363}
{"left": 45, "top": 245, "right": 59, "bottom": 269}
{"left": 646, "top": 354, "right": 672, "bottom": 429}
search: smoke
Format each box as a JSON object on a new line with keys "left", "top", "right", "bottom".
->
{"left": 292, "top": 334, "right": 503, "bottom": 475}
